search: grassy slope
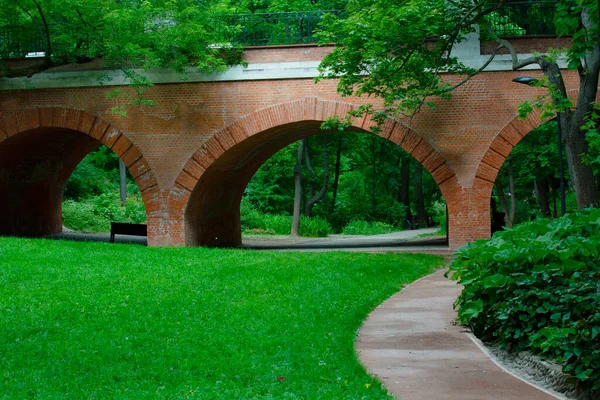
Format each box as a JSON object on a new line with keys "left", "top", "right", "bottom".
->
{"left": 0, "top": 238, "right": 443, "bottom": 399}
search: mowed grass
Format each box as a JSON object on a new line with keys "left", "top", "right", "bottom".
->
{"left": 0, "top": 237, "right": 443, "bottom": 399}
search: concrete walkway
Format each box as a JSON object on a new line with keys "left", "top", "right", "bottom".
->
{"left": 243, "top": 227, "right": 450, "bottom": 254}
{"left": 357, "top": 269, "right": 558, "bottom": 400}
{"left": 52, "top": 227, "right": 450, "bottom": 254}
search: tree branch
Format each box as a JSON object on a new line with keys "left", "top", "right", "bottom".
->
{"left": 449, "top": 44, "right": 503, "bottom": 91}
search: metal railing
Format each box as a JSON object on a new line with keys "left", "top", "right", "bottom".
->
{"left": 487, "top": 1, "right": 558, "bottom": 37}
{"left": 222, "top": 10, "right": 341, "bottom": 47}
{"left": 0, "top": 4, "right": 560, "bottom": 60}
{"left": 0, "top": 26, "right": 46, "bottom": 59}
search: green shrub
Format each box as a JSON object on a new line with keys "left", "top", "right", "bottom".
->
{"left": 448, "top": 209, "right": 600, "bottom": 393}
{"left": 299, "top": 216, "right": 331, "bottom": 237}
{"left": 62, "top": 193, "right": 146, "bottom": 233}
{"left": 92, "top": 193, "right": 146, "bottom": 224}
{"left": 262, "top": 214, "right": 293, "bottom": 235}
{"left": 430, "top": 199, "right": 447, "bottom": 235}
{"left": 62, "top": 200, "right": 111, "bottom": 232}
{"left": 372, "top": 200, "right": 406, "bottom": 227}
{"left": 240, "top": 200, "right": 330, "bottom": 237}
{"left": 342, "top": 220, "right": 397, "bottom": 235}
{"left": 240, "top": 198, "right": 266, "bottom": 232}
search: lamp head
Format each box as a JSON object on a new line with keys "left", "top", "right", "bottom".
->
{"left": 512, "top": 76, "right": 539, "bottom": 86}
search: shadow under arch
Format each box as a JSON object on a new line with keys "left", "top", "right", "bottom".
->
{"left": 0, "top": 107, "right": 159, "bottom": 237}
{"left": 170, "top": 97, "right": 458, "bottom": 247}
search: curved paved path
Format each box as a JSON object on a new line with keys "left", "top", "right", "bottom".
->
{"left": 357, "top": 269, "right": 558, "bottom": 400}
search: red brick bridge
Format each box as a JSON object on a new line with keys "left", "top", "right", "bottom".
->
{"left": 0, "top": 34, "right": 586, "bottom": 250}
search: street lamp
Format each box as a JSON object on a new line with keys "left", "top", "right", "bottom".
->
{"left": 512, "top": 76, "right": 566, "bottom": 216}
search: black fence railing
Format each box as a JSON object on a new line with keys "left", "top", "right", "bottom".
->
{"left": 0, "top": 26, "right": 46, "bottom": 59}
{"left": 487, "top": 1, "right": 558, "bottom": 37}
{"left": 0, "top": 10, "right": 340, "bottom": 59}
{"left": 0, "top": 4, "right": 560, "bottom": 60}
{"left": 222, "top": 10, "right": 341, "bottom": 47}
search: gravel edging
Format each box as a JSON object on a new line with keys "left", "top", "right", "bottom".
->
{"left": 472, "top": 335, "right": 597, "bottom": 400}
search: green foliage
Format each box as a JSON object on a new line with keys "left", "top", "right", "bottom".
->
{"left": 63, "top": 193, "right": 146, "bottom": 232}
{"left": 245, "top": 132, "right": 438, "bottom": 234}
{"left": 64, "top": 146, "right": 122, "bottom": 200}
{"left": 341, "top": 220, "right": 397, "bottom": 235}
{"left": 429, "top": 199, "right": 447, "bottom": 235}
{"left": 1, "top": 0, "right": 244, "bottom": 84}
{"left": 316, "top": 0, "right": 481, "bottom": 118}
{"left": 91, "top": 192, "right": 146, "bottom": 224}
{"left": 62, "top": 200, "right": 111, "bottom": 232}
{"left": 241, "top": 199, "right": 331, "bottom": 237}
{"left": 228, "top": 0, "right": 347, "bottom": 14}
{"left": 448, "top": 209, "right": 600, "bottom": 392}
{"left": 0, "top": 236, "right": 443, "bottom": 398}
{"left": 245, "top": 143, "right": 298, "bottom": 213}
{"left": 582, "top": 105, "right": 600, "bottom": 175}
{"left": 494, "top": 121, "right": 572, "bottom": 223}
{"left": 63, "top": 146, "right": 146, "bottom": 232}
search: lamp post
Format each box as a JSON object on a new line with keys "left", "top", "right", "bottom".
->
{"left": 512, "top": 76, "right": 566, "bottom": 216}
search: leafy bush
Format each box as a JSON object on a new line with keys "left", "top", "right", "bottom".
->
{"left": 429, "top": 199, "right": 447, "bottom": 235}
{"left": 298, "top": 216, "right": 331, "bottom": 237}
{"left": 62, "top": 200, "right": 111, "bottom": 232}
{"left": 240, "top": 198, "right": 266, "bottom": 232}
{"left": 261, "top": 214, "right": 293, "bottom": 235}
{"left": 448, "top": 209, "right": 600, "bottom": 393}
{"left": 341, "top": 220, "right": 397, "bottom": 235}
{"left": 91, "top": 192, "right": 146, "bottom": 224}
{"left": 64, "top": 147, "right": 124, "bottom": 200}
{"left": 63, "top": 193, "right": 146, "bottom": 232}
{"left": 241, "top": 199, "right": 331, "bottom": 237}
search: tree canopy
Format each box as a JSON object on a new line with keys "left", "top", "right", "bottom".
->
{"left": 316, "top": 0, "right": 502, "bottom": 119}
{"left": 317, "top": 0, "right": 600, "bottom": 207}
{"left": 0, "top": 0, "right": 242, "bottom": 78}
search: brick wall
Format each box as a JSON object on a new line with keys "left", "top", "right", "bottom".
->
{"left": 481, "top": 36, "right": 572, "bottom": 55}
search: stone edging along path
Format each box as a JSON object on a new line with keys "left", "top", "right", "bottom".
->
{"left": 355, "top": 269, "right": 560, "bottom": 400}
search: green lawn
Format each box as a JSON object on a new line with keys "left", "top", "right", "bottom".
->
{"left": 0, "top": 237, "right": 443, "bottom": 399}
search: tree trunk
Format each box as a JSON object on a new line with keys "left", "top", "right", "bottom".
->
{"left": 303, "top": 138, "right": 315, "bottom": 215}
{"left": 495, "top": 180, "right": 510, "bottom": 227}
{"left": 414, "top": 163, "right": 427, "bottom": 226}
{"left": 119, "top": 159, "right": 127, "bottom": 207}
{"left": 291, "top": 140, "right": 304, "bottom": 237}
{"left": 398, "top": 156, "right": 412, "bottom": 220}
{"left": 506, "top": 161, "right": 516, "bottom": 227}
{"left": 496, "top": 181, "right": 508, "bottom": 213}
{"left": 330, "top": 135, "right": 343, "bottom": 213}
{"left": 533, "top": 178, "right": 550, "bottom": 217}
{"left": 370, "top": 136, "right": 377, "bottom": 210}
{"left": 499, "top": 27, "right": 600, "bottom": 210}
{"left": 551, "top": 185, "right": 558, "bottom": 218}
{"left": 565, "top": 133, "right": 599, "bottom": 208}
{"left": 305, "top": 134, "right": 329, "bottom": 217}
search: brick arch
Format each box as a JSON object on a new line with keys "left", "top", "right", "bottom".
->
{"left": 168, "top": 97, "right": 458, "bottom": 247}
{"left": 0, "top": 107, "right": 159, "bottom": 236}
{"left": 474, "top": 107, "right": 548, "bottom": 194}
{"left": 473, "top": 87, "right": 600, "bottom": 198}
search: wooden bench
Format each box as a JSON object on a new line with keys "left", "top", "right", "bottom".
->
{"left": 110, "top": 222, "right": 147, "bottom": 243}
